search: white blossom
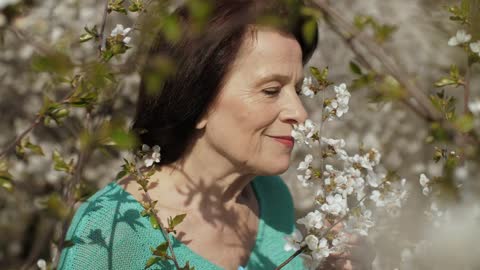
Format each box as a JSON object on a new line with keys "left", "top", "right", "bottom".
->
{"left": 468, "top": 99, "right": 480, "bottom": 115}
{"left": 301, "top": 76, "right": 315, "bottom": 98}
{"left": 297, "top": 169, "right": 313, "bottom": 187}
{"left": 419, "top": 173, "right": 431, "bottom": 196}
{"left": 284, "top": 229, "right": 303, "bottom": 251}
{"left": 321, "top": 194, "right": 346, "bottom": 216}
{"left": 448, "top": 30, "right": 471, "bottom": 46}
{"left": 297, "top": 210, "right": 324, "bottom": 231}
{"left": 321, "top": 137, "right": 348, "bottom": 160}
{"left": 142, "top": 144, "right": 161, "bottom": 167}
{"left": 292, "top": 119, "right": 318, "bottom": 147}
{"left": 37, "top": 259, "right": 47, "bottom": 270}
{"left": 305, "top": 235, "right": 331, "bottom": 261}
{"left": 324, "top": 83, "right": 350, "bottom": 121}
{"left": 298, "top": 154, "right": 313, "bottom": 170}
{"left": 110, "top": 24, "right": 132, "bottom": 44}
{"left": 470, "top": 41, "right": 480, "bottom": 57}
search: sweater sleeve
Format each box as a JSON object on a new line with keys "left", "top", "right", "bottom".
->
{"left": 246, "top": 175, "right": 305, "bottom": 270}
{"left": 57, "top": 183, "right": 176, "bottom": 270}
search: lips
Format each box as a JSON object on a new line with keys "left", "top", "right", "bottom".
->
{"left": 268, "top": 135, "right": 294, "bottom": 147}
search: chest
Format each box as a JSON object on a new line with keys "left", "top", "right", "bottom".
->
{"left": 164, "top": 207, "right": 260, "bottom": 270}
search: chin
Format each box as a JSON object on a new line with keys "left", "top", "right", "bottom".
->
{"left": 263, "top": 160, "right": 290, "bottom": 175}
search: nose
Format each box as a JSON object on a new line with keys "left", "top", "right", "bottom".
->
{"left": 280, "top": 90, "right": 308, "bottom": 125}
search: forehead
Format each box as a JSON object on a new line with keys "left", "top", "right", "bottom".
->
{"left": 231, "top": 28, "right": 304, "bottom": 79}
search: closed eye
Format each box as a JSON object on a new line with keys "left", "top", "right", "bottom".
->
{"left": 262, "top": 87, "right": 281, "bottom": 97}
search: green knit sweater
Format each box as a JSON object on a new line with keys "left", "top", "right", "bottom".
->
{"left": 58, "top": 175, "right": 305, "bottom": 270}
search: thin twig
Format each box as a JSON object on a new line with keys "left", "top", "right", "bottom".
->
{"left": 52, "top": 113, "right": 94, "bottom": 269}
{"left": 275, "top": 187, "right": 375, "bottom": 270}
{"left": 98, "top": 0, "right": 110, "bottom": 56}
{"left": 135, "top": 165, "right": 182, "bottom": 270}
{"left": 312, "top": 0, "right": 441, "bottom": 122}
{"left": 464, "top": 63, "right": 471, "bottom": 114}
{"left": 0, "top": 115, "right": 42, "bottom": 159}
{"left": 322, "top": 14, "right": 430, "bottom": 120}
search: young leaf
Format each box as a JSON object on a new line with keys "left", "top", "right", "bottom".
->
{"left": 168, "top": 213, "right": 187, "bottom": 230}
{"left": 152, "top": 242, "right": 169, "bottom": 257}
{"left": 52, "top": 150, "right": 73, "bottom": 173}
{"left": 149, "top": 214, "right": 160, "bottom": 229}
{"left": 349, "top": 61, "right": 363, "bottom": 75}
{"left": 0, "top": 178, "right": 14, "bottom": 192}
{"left": 145, "top": 256, "right": 162, "bottom": 269}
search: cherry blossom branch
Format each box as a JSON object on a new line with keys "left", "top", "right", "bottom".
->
{"left": 52, "top": 113, "right": 94, "bottom": 268}
{"left": 275, "top": 190, "right": 373, "bottom": 270}
{"left": 135, "top": 165, "right": 182, "bottom": 270}
{"left": 321, "top": 13, "right": 431, "bottom": 120}
{"left": 312, "top": 0, "right": 442, "bottom": 122}
{"left": 98, "top": 0, "right": 110, "bottom": 56}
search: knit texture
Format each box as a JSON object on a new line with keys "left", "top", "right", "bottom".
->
{"left": 58, "top": 175, "right": 305, "bottom": 270}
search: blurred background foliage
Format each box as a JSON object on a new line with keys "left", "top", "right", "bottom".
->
{"left": 0, "top": 0, "right": 479, "bottom": 269}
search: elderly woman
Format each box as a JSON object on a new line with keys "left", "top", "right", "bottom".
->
{"left": 58, "top": 1, "right": 370, "bottom": 269}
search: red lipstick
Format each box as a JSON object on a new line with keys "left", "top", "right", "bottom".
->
{"left": 270, "top": 136, "right": 294, "bottom": 148}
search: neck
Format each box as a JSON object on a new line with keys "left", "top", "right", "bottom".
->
{"left": 150, "top": 139, "right": 257, "bottom": 212}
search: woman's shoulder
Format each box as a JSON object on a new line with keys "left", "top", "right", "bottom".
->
{"left": 58, "top": 181, "right": 165, "bottom": 269}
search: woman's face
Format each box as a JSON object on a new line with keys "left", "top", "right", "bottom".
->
{"left": 198, "top": 28, "right": 308, "bottom": 175}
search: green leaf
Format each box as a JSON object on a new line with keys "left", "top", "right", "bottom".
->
{"left": 434, "top": 77, "right": 457, "bottom": 87}
{"left": 152, "top": 242, "right": 169, "bottom": 257}
{"left": 109, "top": 129, "right": 138, "bottom": 150}
{"left": 149, "top": 214, "right": 160, "bottom": 229}
{"left": 169, "top": 213, "right": 187, "bottom": 229}
{"left": 31, "top": 51, "right": 74, "bottom": 76}
{"left": 349, "top": 61, "right": 362, "bottom": 75}
{"left": 180, "top": 261, "right": 195, "bottom": 270}
{"left": 80, "top": 33, "right": 94, "bottom": 42}
{"left": 145, "top": 256, "right": 162, "bottom": 269}
{"left": 52, "top": 150, "right": 73, "bottom": 173}
{"left": 25, "top": 141, "right": 44, "bottom": 156}
{"left": 162, "top": 14, "right": 182, "bottom": 43}
{"left": 302, "top": 18, "right": 317, "bottom": 47}
{"left": 454, "top": 114, "right": 474, "bottom": 133}
{"left": 43, "top": 192, "right": 70, "bottom": 220}
{"left": 0, "top": 177, "right": 14, "bottom": 192}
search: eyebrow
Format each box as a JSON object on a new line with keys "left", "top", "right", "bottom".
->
{"left": 254, "top": 74, "right": 305, "bottom": 88}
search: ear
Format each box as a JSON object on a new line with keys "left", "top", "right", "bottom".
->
{"left": 195, "top": 117, "right": 207, "bottom": 130}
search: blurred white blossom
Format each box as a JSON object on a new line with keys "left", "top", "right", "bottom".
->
{"left": 448, "top": 30, "right": 471, "bottom": 46}
{"left": 110, "top": 24, "right": 132, "bottom": 44}
{"left": 419, "top": 173, "right": 431, "bottom": 196}
{"left": 470, "top": 41, "right": 480, "bottom": 57}
{"left": 142, "top": 144, "right": 161, "bottom": 167}
{"left": 301, "top": 76, "right": 315, "bottom": 98}
{"left": 0, "top": 0, "right": 20, "bottom": 9}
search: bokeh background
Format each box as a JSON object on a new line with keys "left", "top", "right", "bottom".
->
{"left": 1, "top": 0, "right": 479, "bottom": 269}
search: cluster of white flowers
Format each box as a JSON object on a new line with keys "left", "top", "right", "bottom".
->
{"left": 110, "top": 24, "right": 132, "bottom": 44}
{"left": 301, "top": 77, "right": 315, "bottom": 98}
{"left": 291, "top": 119, "right": 318, "bottom": 147}
{"left": 324, "top": 83, "right": 351, "bottom": 121}
{"left": 288, "top": 123, "right": 408, "bottom": 268}
{"left": 141, "top": 144, "right": 161, "bottom": 167}
{"left": 419, "top": 173, "right": 431, "bottom": 196}
{"left": 448, "top": 30, "right": 480, "bottom": 57}
{"left": 297, "top": 154, "right": 313, "bottom": 187}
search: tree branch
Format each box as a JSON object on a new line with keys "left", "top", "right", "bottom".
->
{"left": 312, "top": 0, "right": 442, "bottom": 122}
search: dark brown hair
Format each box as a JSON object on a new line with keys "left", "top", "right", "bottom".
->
{"left": 131, "top": 0, "right": 318, "bottom": 165}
